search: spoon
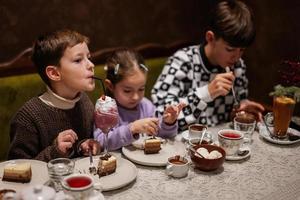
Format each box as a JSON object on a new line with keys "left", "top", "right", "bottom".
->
{"left": 199, "top": 127, "right": 207, "bottom": 145}
{"left": 225, "top": 67, "right": 239, "bottom": 107}
{"left": 237, "top": 149, "right": 249, "bottom": 157}
{"left": 262, "top": 115, "right": 275, "bottom": 139}
{"left": 189, "top": 147, "right": 204, "bottom": 158}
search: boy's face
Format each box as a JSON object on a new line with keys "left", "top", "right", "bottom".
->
{"left": 109, "top": 68, "right": 146, "bottom": 109}
{"left": 54, "top": 42, "right": 95, "bottom": 98}
{"left": 206, "top": 32, "right": 245, "bottom": 68}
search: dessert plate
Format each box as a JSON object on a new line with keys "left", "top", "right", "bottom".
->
{"left": 122, "top": 135, "right": 186, "bottom": 166}
{"left": 225, "top": 147, "right": 251, "bottom": 161}
{"left": 258, "top": 124, "right": 300, "bottom": 145}
{"left": 74, "top": 154, "right": 137, "bottom": 191}
{"left": 0, "top": 159, "right": 48, "bottom": 191}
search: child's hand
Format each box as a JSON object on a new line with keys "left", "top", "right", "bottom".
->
{"left": 80, "top": 139, "right": 101, "bottom": 156}
{"left": 238, "top": 99, "right": 265, "bottom": 122}
{"left": 163, "top": 102, "right": 186, "bottom": 125}
{"left": 56, "top": 129, "right": 78, "bottom": 155}
{"left": 129, "top": 118, "right": 159, "bottom": 136}
{"left": 208, "top": 72, "right": 235, "bottom": 99}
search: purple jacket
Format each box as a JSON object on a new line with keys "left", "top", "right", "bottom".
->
{"left": 93, "top": 98, "right": 177, "bottom": 150}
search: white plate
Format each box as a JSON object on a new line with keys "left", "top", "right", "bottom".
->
{"left": 258, "top": 124, "right": 300, "bottom": 145}
{"left": 122, "top": 136, "right": 186, "bottom": 166}
{"left": 74, "top": 154, "right": 137, "bottom": 192}
{"left": 225, "top": 147, "right": 251, "bottom": 161}
{"left": 0, "top": 159, "right": 48, "bottom": 191}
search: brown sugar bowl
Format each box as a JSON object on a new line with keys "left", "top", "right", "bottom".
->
{"left": 190, "top": 144, "right": 226, "bottom": 171}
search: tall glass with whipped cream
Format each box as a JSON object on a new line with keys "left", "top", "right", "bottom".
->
{"left": 94, "top": 96, "right": 119, "bottom": 156}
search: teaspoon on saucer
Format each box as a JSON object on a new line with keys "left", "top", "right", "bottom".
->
{"left": 237, "top": 149, "right": 249, "bottom": 157}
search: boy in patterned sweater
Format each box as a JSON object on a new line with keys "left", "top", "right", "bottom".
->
{"left": 8, "top": 30, "right": 100, "bottom": 161}
{"left": 151, "top": 0, "right": 264, "bottom": 131}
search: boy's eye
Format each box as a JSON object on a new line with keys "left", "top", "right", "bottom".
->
{"left": 74, "top": 58, "right": 82, "bottom": 63}
{"left": 139, "top": 88, "right": 145, "bottom": 92}
{"left": 225, "top": 47, "right": 235, "bottom": 52}
{"left": 123, "top": 90, "right": 131, "bottom": 93}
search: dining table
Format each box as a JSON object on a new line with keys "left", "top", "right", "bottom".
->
{"left": 102, "top": 123, "right": 300, "bottom": 200}
{"left": 1, "top": 123, "right": 299, "bottom": 200}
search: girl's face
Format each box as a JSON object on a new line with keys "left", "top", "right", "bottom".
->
{"left": 110, "top": 68, "right": 147, "bottom": 109}
{"left": 53, "top": 42, "right": 95, "bottom": 99}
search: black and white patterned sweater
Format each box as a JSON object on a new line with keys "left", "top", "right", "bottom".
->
{"left": 151, "top": 44, "right": 248, "bottom": 131}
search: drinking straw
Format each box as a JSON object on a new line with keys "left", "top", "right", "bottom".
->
{"left": 92, "top": 76, "right": 106, "bottom": 95}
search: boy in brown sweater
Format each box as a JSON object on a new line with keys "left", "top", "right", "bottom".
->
{"left": 8, "top": 29, "right": 100, "bottom": 162}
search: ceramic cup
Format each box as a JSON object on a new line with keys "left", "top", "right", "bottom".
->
{"left": 62, "top": 174, "right": 94, "bottom": 200}
{"left": 165, "top": 155, "right": 189, "bottom": 178}
{"left": 218, "top": 129, "right": 244, "bottom": 156}
{"left": 188, "top": 124, "right": 207, "bottom": 139}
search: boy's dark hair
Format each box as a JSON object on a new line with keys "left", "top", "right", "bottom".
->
{"left": 31, "top": 29, "right": 89, "bottom": 86}
{"left": 208, "top": 0, "right": 255, "bottom": 47}
{"left": 106, "top": 48, "right": 146, "bottom": 85}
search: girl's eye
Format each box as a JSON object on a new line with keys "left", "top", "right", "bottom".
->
{"left": 139, "top": 88, "right": 145, "bottom": 92}
{"left": 123, "top": 90, "right": 131, "bottom": 93}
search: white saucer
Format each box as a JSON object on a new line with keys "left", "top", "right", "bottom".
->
{"left": 225, "top": 147, "right": 251, "bottom": 161}
{"left": 258, "top": 123, "right": 300, "bottom": 145}
{"left": 181, "top": 130, "right": 212, "bottom": 141}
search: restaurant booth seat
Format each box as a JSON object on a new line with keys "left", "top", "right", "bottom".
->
{"left": 0, "top": 57, "right": 167, "bottom": 161}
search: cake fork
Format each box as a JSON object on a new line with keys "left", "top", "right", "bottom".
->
{"left": 89, "top": 149, "right": 97, "bottom": 175}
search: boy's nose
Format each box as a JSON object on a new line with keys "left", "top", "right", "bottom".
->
{"left": 231, "top": 51, "right": 242, "bottom": 63}
{"left": 87, "top": 59, "right": 94, "bottom": 70}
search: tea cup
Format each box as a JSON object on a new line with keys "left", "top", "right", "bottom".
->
{"left": 218, "top": 129, "right": 244, "bottom": 156}
{"left": 61, "top": 174, "right": 94, "bottom": 199}
{"left": 188, "top": 124, "right": 207, "bottom": 139}
{"left": 165, "top": 155, "right": 189, "bottom": 178}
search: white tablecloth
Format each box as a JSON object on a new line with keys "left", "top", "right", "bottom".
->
{"left": 103, "top": 123, "right": 300, "bottom": 200}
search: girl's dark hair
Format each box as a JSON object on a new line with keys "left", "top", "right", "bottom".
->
{"left": 31, "top": 29, "right": 89, "bottom": 86}
{"left": 208, "top": 0, "right": 255, "bottom": 47}
{"left": 105, "top": 48, "right": 147, "bottom": 85}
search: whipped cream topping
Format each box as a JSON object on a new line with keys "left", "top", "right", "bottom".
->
{"left": 95, "top": 96, "right": 117, "bottom": 112}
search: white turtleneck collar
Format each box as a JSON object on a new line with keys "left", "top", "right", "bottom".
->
{"left": 39, "top": 86, "right": 81, "bottom": 109}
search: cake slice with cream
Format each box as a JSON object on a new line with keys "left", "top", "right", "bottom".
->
{"left": 97, "top": 155, "right": 117, "bottom": 176}
{"left": 2, "top": 162, "right": 32, "bottom": 183}
{"left": 144, "top": 137, "right": 161, "bottom": 154}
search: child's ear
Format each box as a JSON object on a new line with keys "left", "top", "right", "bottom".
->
{"left": 46, "top": 65, "right": 61, "bottom": 81}
{"left": 205, "top": 31, "right": 216, "bottom": 43}
{"left": 105, "top": 79, "right": 114, "bottom": 92}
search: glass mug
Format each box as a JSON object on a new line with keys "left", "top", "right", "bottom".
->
{"left": 265, "top": 96, "right": 296, "bottom": 138}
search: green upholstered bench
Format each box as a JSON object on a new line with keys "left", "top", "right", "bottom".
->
{"left": 0, "top": 57, "right": 167, "bottom": 161}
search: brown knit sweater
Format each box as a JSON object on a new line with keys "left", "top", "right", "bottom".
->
{"left": 8, "top": 93, "right": 94, "bottom": 162}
